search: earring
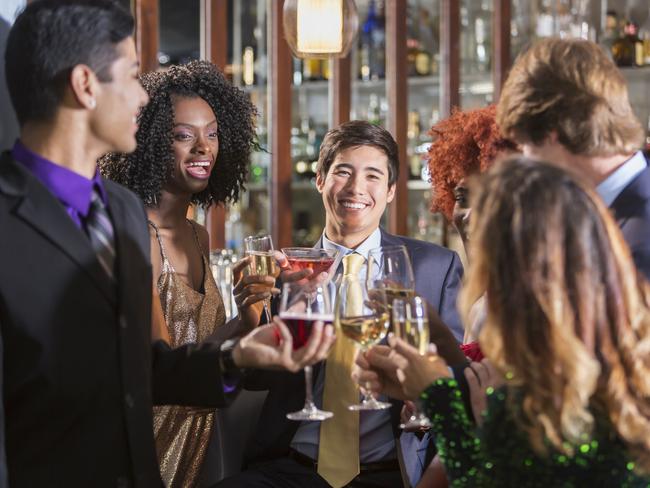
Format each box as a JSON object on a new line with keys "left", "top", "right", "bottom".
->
{"left": 88, "top": 98, "right": 96, "bottom": 109}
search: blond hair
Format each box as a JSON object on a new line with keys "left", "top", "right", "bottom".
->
{"left": 497, "top": 38, "right": 644, "bottom": 157}
{"left": 461, "top": 157, "right": 650, "bottom": 472}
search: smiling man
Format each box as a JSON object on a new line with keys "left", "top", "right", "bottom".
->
{"left": 218, "top": 121, "right": 464, "bottom": 488}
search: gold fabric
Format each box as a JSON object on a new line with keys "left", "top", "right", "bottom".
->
{"left": 150, "top": 221, "right": 226, "bottom": 488}
{"left": 318, "top": 253, "right": 365, "bottom": 487}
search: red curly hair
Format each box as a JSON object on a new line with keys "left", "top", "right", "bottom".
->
{"left": 427, "top": 105, "right": 517, "bottom": 221}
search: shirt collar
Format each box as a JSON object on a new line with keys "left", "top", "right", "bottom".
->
{"left": 321, "top": 227, "right": 382, "bottom": 260}
{"left": 12, "top": 140, "right": 108, "bottom": 216}
{"left": 596, "top": 151, "right": 647, "bottom": 207}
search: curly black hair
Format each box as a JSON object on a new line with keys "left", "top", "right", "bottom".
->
{"left": 99, "top": 60, "right": 257, "bottom": 207}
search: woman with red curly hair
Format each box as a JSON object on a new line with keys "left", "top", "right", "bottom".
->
{"left": 428, "top": 105, "right": 517, "bottom": 251}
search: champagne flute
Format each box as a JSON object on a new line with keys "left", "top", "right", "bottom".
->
{"left": 392, "top": 296, "right": 432, "bottom": 429}
{"left": 367, "top": 245, "right": 416, "bottom": 331}
{"left": 244, "top": 234, "right": 276, "bottom": 324}
{"left": 280, "top": 282, "right": 335, "bottom": 421}
{"left": 336, "top": 275, "right": 391, "bottom": 411}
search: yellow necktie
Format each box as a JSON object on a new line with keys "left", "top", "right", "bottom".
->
{"left": 318, "top": 253, "right": 365, "bottom": 487}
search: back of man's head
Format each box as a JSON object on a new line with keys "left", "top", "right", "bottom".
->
{"left": 497, "top": 38, "right": 644, "bottom": 157}
{"left": 5, "top": 0, "right": 134, "bottom": 127}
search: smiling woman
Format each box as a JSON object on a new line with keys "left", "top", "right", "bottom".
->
{"left": 98, "top": 60, "right": 275, "bottom": 487}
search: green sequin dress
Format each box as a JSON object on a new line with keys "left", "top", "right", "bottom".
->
{"left": 420, "top": 378, "right": 650, "bottom": 487}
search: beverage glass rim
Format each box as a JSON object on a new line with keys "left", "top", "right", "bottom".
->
{"left": 281, "top": 247, "right": 339, "bottom": 258}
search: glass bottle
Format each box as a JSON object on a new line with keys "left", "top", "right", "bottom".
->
{"left": 613, "top": 21, "right": 638, "bottom": 67}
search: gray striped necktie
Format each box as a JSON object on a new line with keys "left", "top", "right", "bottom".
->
{"left": 87, "top": 188, "right": 116, "bottom": 281}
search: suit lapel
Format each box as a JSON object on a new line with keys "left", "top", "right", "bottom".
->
{"left": 2, "top": 154, "right": 117, "bottom": 305}
{"left": 104, "top": 182, "right": 135, "bottom": 307}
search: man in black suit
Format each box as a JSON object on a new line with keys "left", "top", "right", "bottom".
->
{"left": 0, "top": 1, "right": 334, "bottom": 486}
{"left": 497, "top": 37, "right": 650, "bottom": 280}
{"left": 217, "top": 121, "right": 467, "bottom": 488}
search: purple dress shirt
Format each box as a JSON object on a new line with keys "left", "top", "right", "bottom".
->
{"left": 12, "top": 140, "right": 108, "bottom": 231}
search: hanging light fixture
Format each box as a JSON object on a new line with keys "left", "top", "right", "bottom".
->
{"left": 283, "top": 0, "right": 359, "bottom": 58}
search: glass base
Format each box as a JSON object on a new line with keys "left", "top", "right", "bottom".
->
{"left": 400, "top": 414, "right": 432, "bottom": 430}
{"left": 348, "top": 397, "right": 392, "bottom": 411}
{"left": 287, "top": 403, "right": 333, "bottom": 421}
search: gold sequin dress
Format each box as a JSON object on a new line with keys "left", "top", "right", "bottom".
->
{"left": 150, "top": 220, "right": 226, "bottom": 488}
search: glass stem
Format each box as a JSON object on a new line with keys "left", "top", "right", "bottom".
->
{"left": 263, "top": 300, "right": 272, "bottom": 324}
{"left": 304, "top": 365, "right": 315, "bottom": 409}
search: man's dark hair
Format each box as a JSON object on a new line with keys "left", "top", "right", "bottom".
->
{"left": 317, "top": 120, "right": 400, "bottom": 187}
{"left": 5, "top": 0, "right": 134, "bottom": 126}
{"left": 99, "top": 61, "right": 257, "bottom": 207}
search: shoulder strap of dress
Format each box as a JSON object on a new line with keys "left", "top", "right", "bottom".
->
{"left": 148, "top": 220, "right": 171, "bottom": 267}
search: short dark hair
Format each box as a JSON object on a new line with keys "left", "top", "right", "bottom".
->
{"left": 99, "top": 61, "right": 257, "bottom": 207}
{"left": 317, "top": 120, "right": 399, "bottom": 187}
{"left": 5, "top": 0, "right": 134, "bottom": 126}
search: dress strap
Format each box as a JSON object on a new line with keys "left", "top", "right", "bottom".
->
{"left": 148, "top": 220, "right": 173, "bottom": 271}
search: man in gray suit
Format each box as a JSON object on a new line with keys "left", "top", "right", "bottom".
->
{"left": 218, "top": 121, "right": 464, "bottom": 488}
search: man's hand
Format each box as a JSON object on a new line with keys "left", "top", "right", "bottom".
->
{"left": 390, "top": 335, "right": 452, "bottom": 401}
{"left": 277, "top": 251, "right": 328, "bottom": 286}
{"left": 352, "top": 345, "right": 407, "bottom": 400}
{"left": 464, "top": 359, "right": 503, "bottom": 426}
{"left": 232, "top": 256, "right": 280, "bottom": 330}
{"left": 232, "top": 317, "right": 335, "bottom": 372}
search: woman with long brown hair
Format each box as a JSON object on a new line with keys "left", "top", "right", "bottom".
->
{"left": 356, "top": 157, "right": 650, "bottom": 485}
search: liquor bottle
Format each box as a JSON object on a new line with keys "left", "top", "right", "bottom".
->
{"left": 613, "top": 22, "right": 639, "bottom": 67}
{"left": 293, "top": 57, "right": 303, "bottom": 86}
{"left": 640, "top": 17, "right": 650, "bottom": 65}
{"left": 367, "top": 94, "right": 382, "bottom": 125}
{"left": 417, "top": 6, "right": 438, "bottom": 76}
{"left": 358, "top": 0, "right": 377, "bottom": 80}
{"left": 358, "top": 0, "right": 386, "bottom": 81}
{"left": 302, "top": 57, "right": 323, "bottom": 81}
{"left": 473, "top": 0, "right": 491, "bottom": 74}
{"left": 406, "top": 4, "right": 420, "bottom": 77}
{"left": 407, "top": 111, "right": 422, "bottom": 179}
{"left": 242, "top": 46, "right": 255, "bottom": 86}
{"left": 599, "top": 10, "right": 620, "bottom": 59}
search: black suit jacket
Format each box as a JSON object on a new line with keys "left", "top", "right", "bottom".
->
{"left": 610, "top": 162, "right": 650, "bottom": 280}
{"left": 242, "top": 230, "right": 464, "bottom": 484}
{"left": 0, "top": 153, "right": 231, "bottom": 487}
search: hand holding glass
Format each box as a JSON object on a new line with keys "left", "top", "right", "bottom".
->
{"left": 279, "top": 282, "right": 335, "bottom": 421}
{"left": 337, "top": 276, "right": 391, "bottom": 411}
{"left": 244, "top": 235, "right": 276, "bottom": 324}
{"left": 393, "top": 296, "right": 432, "bottom": 429}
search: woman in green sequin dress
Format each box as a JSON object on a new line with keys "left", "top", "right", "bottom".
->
{"left": 356, "top": 158, "right": 650, "bottom": 487}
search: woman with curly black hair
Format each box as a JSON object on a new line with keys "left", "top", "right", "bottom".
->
{"left": 100, "top": 60, "right": 275, "bottom": 487}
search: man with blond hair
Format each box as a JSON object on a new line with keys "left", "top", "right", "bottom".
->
{"left": 497, "top": 37, "right": 650, "bottom": 279}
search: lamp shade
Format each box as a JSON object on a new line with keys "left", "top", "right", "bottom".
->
{"left": 283, "top": 0, "right": 359, "bottom": 59}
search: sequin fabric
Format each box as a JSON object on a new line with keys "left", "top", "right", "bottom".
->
{"left": 150, "top": 220, "right": 226, "bottom": 488}
{"left": 421, "top": 378, "right": 650, "bottom": 487}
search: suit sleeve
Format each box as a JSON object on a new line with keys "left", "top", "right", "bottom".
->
{"left": 150, "top": 340, "right": 238, "bottom": 407}
{"left": 438, "top": 252, "right": 465, "bottom": 343}
{"left": 0, "top": 322, "right": 8, "bottom": 488}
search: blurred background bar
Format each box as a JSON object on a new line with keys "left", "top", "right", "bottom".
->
{"left": 2, "top": 0, "right": 649, "bottom": 255}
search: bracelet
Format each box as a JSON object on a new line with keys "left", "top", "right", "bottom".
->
{"left": 219, "top": 341, "right": 245, "bottom": 379}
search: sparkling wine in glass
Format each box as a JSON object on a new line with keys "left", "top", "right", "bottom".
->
{"left": 281, "top": 247, "right": 340, "bottom": 282}
{"left": 279, "top": 282, "right": 335, "bottom": 421}
{"left": 393, "top": 296, "right": 432, "bottom": 429}
{"left": 336, "top": 276, "right": 391, "bottom": 411}
{"left": 244, "top": 235, "right": 276, "bottom": 324}
{"left": 367, "top": 245, "right": 416, "bottom": 332}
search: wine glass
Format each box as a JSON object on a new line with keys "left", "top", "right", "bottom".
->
{"left": 336, "top": 275, "right": 391, "bottom": 411}
{"left": 244, "top": 234, "right": 276, "bottom": 324}
{"left": 281, "top": 247, "right": 341, "bottom": 283}
{"left": 392, "top": 296, "right": 432, "bottom": 429}
{"left": 279, "top": 282, "right": 335, "bottom": 421}
{"left": 367, "top": 245, "right": 416, "bottom": 331}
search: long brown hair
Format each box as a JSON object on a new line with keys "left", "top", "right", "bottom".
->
{"left": 461, "top": 157, "right": 650, "bottom": 472}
